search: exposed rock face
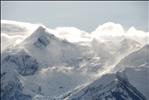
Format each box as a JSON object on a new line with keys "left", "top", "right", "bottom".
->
{"left": 1, "top": 76, "right": 32, "bottom": 100}
{"left": 1, "top": 49, "right": 39, "bottom": 100}
{"left": 34, "top": 34, "right": 50, "bottom": 48}
{"left": 2, "top": 49, "right": 39, "bottom": 76}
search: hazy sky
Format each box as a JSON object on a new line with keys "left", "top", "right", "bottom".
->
{"left": 1, "top": 1, "right": 148, "bottom": 32}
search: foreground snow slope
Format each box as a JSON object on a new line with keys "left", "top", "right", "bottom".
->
{"left": 66, "top": 68, "right": 147, "bottom": 100}
{"left": 1, "top": 20, "right": 148, "bottom": 100}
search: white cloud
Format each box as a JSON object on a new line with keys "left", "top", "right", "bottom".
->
{"left": 91, "top": 22, "right": 148, "bottom": 44}
{"left": 1, "top": 20, "right": 40, "bottom": 51}
{"left": 55, "top": 27, "right": 91, "bottom": 42}
{"left": 92, "top": 22, "right": 125, "bottom": 36}
{"left": 1, "top": 20, "right": 148, "bottom": 51}
{"left": 1, "top": 20, "right": 38, "bottom": 34}
{"left": 1, "top": 33, "right": 25, "bottom": 51}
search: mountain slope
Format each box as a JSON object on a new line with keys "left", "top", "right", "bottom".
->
{"left": 65, "top": 71, "right": 147, "bottom": 100}
{"left": 113, "top": 45, "right": 149, "bottom": 72}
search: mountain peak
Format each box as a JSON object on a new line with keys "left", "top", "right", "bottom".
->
{"left": 34, "top": 25, "right": 46, "bottom": 34}
{"left": 22, "top": 25, "right": 55, "bottom": 49}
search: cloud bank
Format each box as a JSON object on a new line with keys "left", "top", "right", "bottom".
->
{"left": 1, "top": 20, "right": 148, "bottom": 51}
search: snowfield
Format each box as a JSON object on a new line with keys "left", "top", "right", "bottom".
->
{"left": 1, "top": 20, "right": 149, "bottom": 100}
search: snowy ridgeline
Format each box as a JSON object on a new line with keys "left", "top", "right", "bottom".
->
{"left": 1, "top": 20, "right": 149, "bottom": 100}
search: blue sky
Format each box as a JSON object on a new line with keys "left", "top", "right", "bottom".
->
{"left": 1, "top": 1, "right": 148, "bottom": 32}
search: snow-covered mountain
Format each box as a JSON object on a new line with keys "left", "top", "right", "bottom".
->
{"left": 1, "top": 20, "right": 148, "bottom": 100}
